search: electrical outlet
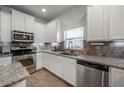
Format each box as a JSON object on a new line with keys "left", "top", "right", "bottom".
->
{"left": 96, "top": 46, "right": 101, "bottom": 50}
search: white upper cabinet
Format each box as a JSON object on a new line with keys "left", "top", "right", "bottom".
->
{"left": 25, "top": 14, "right": 34, "bottom": 33}
{"left": 11, "top": 9, "right": 35, "bottom": 33}
{"left": 87, "top": 5, "right": 124, "bottom": 41}
{"left": 46, "top": 19, "right": 62, "bottom": 43}
{"left": 87, "top": 5, "right": 108, "bottom": 41}
{"left": 34, "top": 21, "right": 46, "bottom": 43}
{"left": 0, "top": 11, "right": 11, "bottom": 42}
{"left": 46, "top": 20, "right": 57, "bottom": 42}
{"left": 11, "top": 9, "right": 26, "bottom": 31}
{"left": 108, "top": 6, "right": 124, "bottom": 40}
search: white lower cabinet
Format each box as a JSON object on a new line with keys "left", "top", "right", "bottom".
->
{"left": 36, "top": 52, "right": 44, "bottom": 70}
{"left": 109, "top": 67, "right": 124, "bottom": 87}
{"left": 63, "top": 58, "right": 77, "bottom": 86}
{"left": 43, "top": 53, "right": 50, "bottom": 69}
{"left": 0, "top": 57, "right": 12, "bottom": 66}
{"left": 42, "top": 53, "right": 77, "bottom": 86}
{"left": 43, "top": 53, "right": 55, "bottom": 73}
{"left": 47, "top": 54, "right": 55, "bottom": 73}
{"left": 54, "top": 56, "right": 64, "bottom": 78}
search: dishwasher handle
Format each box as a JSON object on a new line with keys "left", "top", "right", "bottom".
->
{"left": 77, "top": 60, "right": 109, "bottom": 72}
{"left": 101, "top": 71, "right": 105, "bottom": 87}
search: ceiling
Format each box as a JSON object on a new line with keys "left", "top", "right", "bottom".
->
{"left": 8, "top": 5, "right": 77, "bottom": 21}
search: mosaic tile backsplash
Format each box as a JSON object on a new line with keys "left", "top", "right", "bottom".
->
{"left": 85, "top": 41, "right": 124, "bottom": 59}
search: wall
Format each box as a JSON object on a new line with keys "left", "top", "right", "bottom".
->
{"left": 58, "top": 6, "right": 86, "bottom": 28}
{"left": 0, "top": 5, "right": 47, "bottom": 24}
{"left": 0, "top": 5, "right": 11, "bottom": 13}
{"left": 56, "top": 6, "right": 87, "bottom": 42}
{"left": 85, "top": 41, "right": 124, "bottom": 59}
{"left": 35, "top": 18, "right": 47, "bottom": 24}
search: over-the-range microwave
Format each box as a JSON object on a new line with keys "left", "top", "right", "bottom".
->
{"left": 11, "top": 31, "right": 34, "bottom": 43}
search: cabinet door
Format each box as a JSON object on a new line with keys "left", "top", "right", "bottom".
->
{"left": 56, "top": 20, "right": 62, "bottom": 42}
{"left": 54, "top": 56, "right": 64, "bottom": 78}
{"left": 43, "top": 53, "right": 50, "bottom": 70}
{"left": 35, "top": 21, "right": 46, "bottom": 43}
{"left": 43, "top": 53, "right": 55, "bottom": 73}
{"left": 36, "top": 53, "right": 44, "bottom": 70}
{"left": 0, "top": 57, "right": 12, "bottom": 66}
{"left": 46, "top": 20, "right": 57, "bottom": 42}
{"left": 11, "top": 9, "right": 25, "bottom": 31}
{"left": 48, "top": 54, "right": 55, "bottom": 73}
{"left": 63, "top": 58, "right": 77, "bottom": 86}
{"left": 87, "top": 6, "right": 108, "bottom": 41}
{"left": 108, "top": 6, "right": 124, "bottom": 40}
{"left": 26, "top": 14, "right": 34, "bottom": 33}
{"left": 109, "top": 67, "right": 124, "bottom": 87}
{"left": 0, "top": 12, "right": 11, "bottom": 42}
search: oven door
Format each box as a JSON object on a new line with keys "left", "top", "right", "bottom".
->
{"left": 12, "top": 54, "right": 36, "bottom": 69}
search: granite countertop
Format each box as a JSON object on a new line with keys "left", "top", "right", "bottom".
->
{"left": 36, "top": 50, "right": 124, "bottom": 69}
{"left": 0, "top": 62, "right": 30, "bottom": 87}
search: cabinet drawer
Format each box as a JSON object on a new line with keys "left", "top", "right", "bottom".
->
{"left": 0, "top": 57, "right": 11, "bottom": 62}
{"left": 0, "top": 61, "right": 11, "bottom": 66}
{"left": 62, "top": 57, "right": 77, "bottom": 65}
{"left": 0, "top": 57, "right": 12, "bottom": 66}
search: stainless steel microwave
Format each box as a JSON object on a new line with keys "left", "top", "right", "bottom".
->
{"left": 11, "top": 31, "right": 34, "bottom": 43}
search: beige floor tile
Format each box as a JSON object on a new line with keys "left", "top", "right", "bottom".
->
{"left": 26, "top": 69, "right": 71, "bottom": 87}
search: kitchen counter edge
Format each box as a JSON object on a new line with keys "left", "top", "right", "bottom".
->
{"left": 36, "top": 50, "right": 124, "bottom": 69}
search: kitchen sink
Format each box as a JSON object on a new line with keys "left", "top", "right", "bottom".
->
{"left": 60, "top": 52, "right": 78, "bottom": 56}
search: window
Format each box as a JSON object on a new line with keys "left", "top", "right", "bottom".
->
{"left": 64, "top": 26, "right": 84, "bottom": 49}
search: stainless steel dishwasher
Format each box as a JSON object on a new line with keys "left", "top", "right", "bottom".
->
{"left": 77, "top": 60, "right": 109, "bottom": 87}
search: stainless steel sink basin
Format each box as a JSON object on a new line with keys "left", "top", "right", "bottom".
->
{"left": 60, "top": 52, "right": 78, "bottom": 56}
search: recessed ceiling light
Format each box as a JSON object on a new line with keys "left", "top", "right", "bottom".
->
{"left": 41, "top": 8, "right": 46, "bottom": 13}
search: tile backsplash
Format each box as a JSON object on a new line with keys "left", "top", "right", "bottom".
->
{"left": 33, "top": 41, "right": 124, "bottom": 59}
{"left": 85, "top": 41, "right": 124, "bottom": 59}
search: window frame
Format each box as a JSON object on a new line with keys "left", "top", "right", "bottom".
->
{"left": 64, "top": 26, "right": 84, "bottom": 49}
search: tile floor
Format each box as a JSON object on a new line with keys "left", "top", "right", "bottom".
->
{"left": 26, "top": 69, "right": 72, "bottom": 87}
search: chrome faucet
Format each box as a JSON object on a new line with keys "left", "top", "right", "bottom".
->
{"left": 68, "top": 40, "right": 73, "bottom": 49}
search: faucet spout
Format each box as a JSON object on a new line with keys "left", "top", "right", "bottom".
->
{"left": 68, "top": 41, "right": 73, "bottom": 49}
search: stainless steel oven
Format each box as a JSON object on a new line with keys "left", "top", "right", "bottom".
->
{"left": 12, "top": 53, "right": 36, "bottom": 69}
{"left": 12, "top": 31, "right": 34, "bottom": 43}
{"left": 11, "top": 43, "right": 36, "bottom": 74}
